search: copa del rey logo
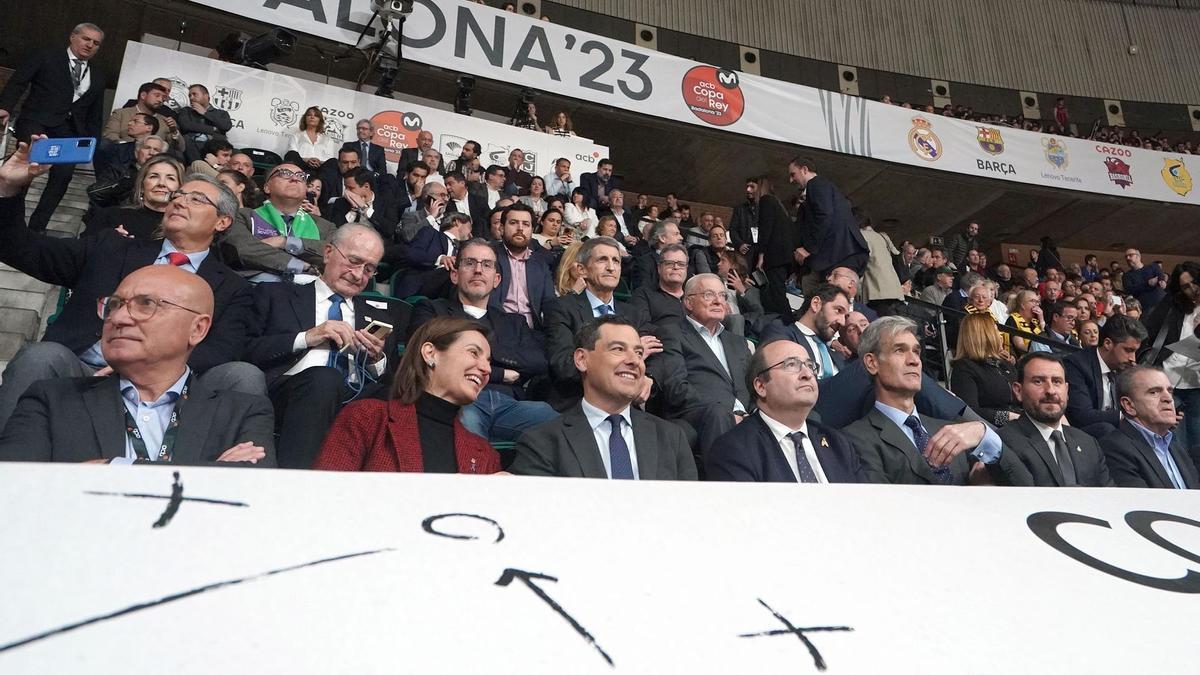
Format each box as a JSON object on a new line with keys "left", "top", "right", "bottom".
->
{"left": 680, "top": 66, "right": 745, "bottom": 127}
{"left": 1105, "top": 156, "right": 1133, "bottom": 189}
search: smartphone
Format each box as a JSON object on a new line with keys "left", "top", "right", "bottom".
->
{"left": 365, "top": 320, "right": 393, "bottom": 341}
{"left": 305, "top": 190, "right": 318, "bottom": 203}
{"left": 30, "top": 137, "right": 96, "bottom": 165}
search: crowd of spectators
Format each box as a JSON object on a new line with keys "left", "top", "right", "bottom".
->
{"left": 0, "top": 22, "right": 1195, "bottom": 493}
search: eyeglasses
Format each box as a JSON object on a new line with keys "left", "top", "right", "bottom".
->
{"left": 330, "top": 243, "right": 379, "bottom": 276}
{"left": 167, "top": 190, "right": 217, "bottom": 209}
{"left": 269, "top": 168, "right": 308, "bottom": 183}
{"left": 756, "top": 356, "right": 820, "bottom": 379}
{"left": 458, "top": 257, "right": 496, "bottom": 271}
{"left": 686, "top": 290, "right": 727, "bottom": 303}
{"left": 660, "top": 260, "right": 688, "bottom": 270}
{"left": 98, "top": 295, "right": 202, "bottom": 321}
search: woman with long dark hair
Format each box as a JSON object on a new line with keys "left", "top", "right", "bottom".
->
{"left": 286, "top": 106, "right": 338, "bottom": 170}
{"left": 314, "top": 317, "right": 501, "bottom": 473}
{"left": 1142, "top": 260, "right": 1200, "bottom": 448}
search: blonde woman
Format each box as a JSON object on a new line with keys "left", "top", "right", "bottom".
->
{"left": 951, "top": 313, "right": 1019, "bottom": 427}
{"left": 554, "top": 241, "right": 587, "bottom": 296}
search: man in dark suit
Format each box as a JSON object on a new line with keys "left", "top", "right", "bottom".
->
{"left": 397, "top": 129, "right": 434, "bottom": 175}
{"left": 1064, "top": 315, "right": 1147, "bottom": 438}
{"left": 245, "top": 224, "right": 406, "bottom": 469}
{"left": 1100, "top": 366, "right": 1199, "bottom": 489}
{"left": 843, "top": 316, "right": 1032, "bottom": 485}
{"left": 445, "top": 171, "right": 489, "bottom": 239}
{"left": 342, "top": 119, "right": 387, "bottom": 173}
{"left": 410, "top": 239, "right": 557, "bottom": 444}
{"left": 502, "top": 147, "right": 533, "bottom": 197}
{"left": 579, "top": 158, "right": 621, "bottom": 210}
{"left": 666, "top": 273, "right": 753, "bottom": 459}
{"left": 511, "top": 316, "right": 696, "bottom": 479}
{"left": 544, "top": 236, "right": 675, "bottom": 411}
{"left": 999, "top": 352, "right": 1114, "bottom": 487}
{"left": 316, "top": 148, "right": 361, "bottom": 218}
{"left": 760, "top": 284, "right": 851, "bottom": 380}
{"left": 788, "top": 157, "right": 869, "bottom": 297}
{"left": 601, "top": 189, "right": 641, "bottom": 245}
{"left": 394, "top": 212, "right": 471, "bottom": 299}
{"left": 0, "top": 23, "right": 107, "bottom": 231}
{"left": 177, "top": 84, "right": 233, "bottom": 164}
{"left": 630, "top": 220, "right": 683, "bottom": 290}
{"left": 628, "top": 243, "right": 688, "bottom": 333}
{"left": 0, "top": 265, "right": 274, "bottom": 466}
{"left": 707, "top": 338, "right": 865, "bottom": 483}
{"left": 328, "top": 168, "right": 401, "bottom": 239}
{"left": 728, "top": 177, "right": 758, "bottom": 257}
{"left": 491, "top": 203, "right": 556, "bottom": 328}
{"left": 0, "top": 149, "right": 260, "bottom": 431}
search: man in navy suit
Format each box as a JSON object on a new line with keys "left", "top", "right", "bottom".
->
{"left": 0, "top": 23, "right": 107, "bottom": 231}
{"left": 788, "top": 157, "right": 869, "bottom": 297}
{"left": 490, "top": 203, "right": 556, "bottom": 329}
{"left": 1063, "top": 315, "right": 1147, "bottom": 438}
{"left": 759, "top": 283, "right": 851, "bottom": 380}
{"left": 342, "top": 119, "right": 387, "bottom": 173}
{"left": 393, "top": 212, "right": 472, "bottom": 299}
{"left": 579, "top": 158, "right": 621, "bottom": 210}
{"left": 1100, "top": 366, "right": 1199, "bottom": 489}
{"left": 707, "top": 338, "right": 865, "bottom": 483}
{"left": 410, "top": 239, "right": 556, "bottom": 446}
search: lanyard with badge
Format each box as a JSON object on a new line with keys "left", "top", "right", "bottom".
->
{"left": 122, "top": 376, "right": 190, "bottom": 461}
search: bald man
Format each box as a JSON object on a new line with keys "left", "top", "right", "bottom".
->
{"left": 0, "top": 266, "right": 275, "bottom": 465}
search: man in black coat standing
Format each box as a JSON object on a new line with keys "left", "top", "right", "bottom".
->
{"left": 788, "top": 157, "right": 869, "bottom": 297}
{"left": 0, "top": 23, "right": 107, "bottom": 231}
{"left": 341, "top": 119, "right": 387, "bottom": 173}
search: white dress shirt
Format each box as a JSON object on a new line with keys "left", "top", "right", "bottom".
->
{"left": 758, "top": 411, "right": 829, "bottom": 483}
{"left": 1097, "top": 350, "right": 1115, "bottom": 410}
{"left": 486, "top": 188, "right": 501, "bottom": 210}
{"left": 796, "top": 322, "right": 839, "bottom": 377}
{"left": 67, "top": 49, "right": 91, "bottom": 101}
{"left": 580, "top": 396, "right": 640, "bottom": 479}
{"left": 286, "top": 278, "right": 387, "bottom": 377}
{"left": 288, "top": 131, "right": 338, "bottom": 162}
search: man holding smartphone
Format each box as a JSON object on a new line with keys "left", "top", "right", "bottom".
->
{"left": 0, "top": 23, "right": 107, "bottom": 231}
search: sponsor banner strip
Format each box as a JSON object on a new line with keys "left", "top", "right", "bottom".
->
{"left": 182, "top": 0, "right": 1197, "bottom": 205}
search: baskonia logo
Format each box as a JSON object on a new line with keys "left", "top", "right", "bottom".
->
{"left": 680, "top": 66, "right": 745, "bottom": 127}
{"left": 1161, "top": 158, "right": 1193, "bottom": 197}
{"left": 269, "top": 98, "right": 300, "bottom": 127}
{"left": 907, "top": 117, "right": 942, "bottom": 161}
{"left": 1042, "top": 138, "right": 1068, "bottom": 169}
{"left": 1105, "top": 157, "right": 1133, "bottom": 189}
{"left": 977, "top": 127, "right": 1004, "bottom": 155}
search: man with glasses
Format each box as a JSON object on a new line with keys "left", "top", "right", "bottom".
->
{"left": 0, "top": 265, "right": 275, "bottom": 465}
{"left": 630, "top": 219, "right": 683, "bottom": 291}
{"left": 706, "top": 338, "right": 864, "bottom": 483}
{"left": 340, "top": 119, "right": 386, "bottom": 173}
{"left": 394, "top": 211, "right": 473, "bottom": 299}
{"left": 629, "top": 242, "right": 689, "bottom": 334}
{"left": 224, "top": 162, "right": 337, "bottom": 281}
{"left": 0, "top": 139, "right": 261, "bottom": 433}
{"left": 409, "top": 238, "right": 557, "bottom": 445}
{"left": 245, "top": 224, "right": 404, "bottom": 469}
{"left": 665, "top": 273, "right": 753, "bottom": 461}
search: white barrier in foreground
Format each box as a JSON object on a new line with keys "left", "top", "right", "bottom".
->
{"left": 1, "top": 463, "right": 1197, "bottom": 673}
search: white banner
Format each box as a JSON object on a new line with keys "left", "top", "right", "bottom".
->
{"left": 182, "top": 0, "right": 1200, "bottom": 206}
{"left": 2, "top": 463, "right": 1200, "bottom": 672}
{"left": 115, "top": 42, "right": 608, "bottom": 178}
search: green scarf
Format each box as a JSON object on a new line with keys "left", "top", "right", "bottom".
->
{"left": 255, "top": 202, "right": 320, "bottom": 239}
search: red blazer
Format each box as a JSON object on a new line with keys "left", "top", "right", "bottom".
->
{"left": 313, "top": 399, "right": 501, "bottom": 473}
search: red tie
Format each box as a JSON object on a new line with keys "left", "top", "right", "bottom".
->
{"left": 165, "top": 252, "right": 190, "bottom": 267}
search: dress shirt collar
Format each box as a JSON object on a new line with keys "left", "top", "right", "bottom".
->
{"left": 580, "top": 396, "right": 632, "bottom": 432}
{"left": 1128, "top": 418, "right": 1174, "bottom": 449}
{"left": 1028, "top": 416, "right": 1065, "bottom": 443}
{"left": 312, "top": 277, "right": 345, "bottom": 304}
{"left": 157, "top": 240, "right": 208, "bottom": 271}
{"left": 1096, "top": 350, "right": 1112, "bottom": 378}
{"left": 461, "top": 303, "right": 487, "bottom": 319}
{"left": 758, "top": 410, "right": 809, "bottom": 441}
{"left": 874, "top": 400, "right": 918, "bottom": 427}
{"left": 119, "top": 367, "right": 190, "bottom": 406}
{"left": 505, "top": 245, "right": 532, "bottom": 262}
{"left": 687, "top": 315, "right": 723, "bottom": 338}
{"left": 795, "top": 321, "right": 817, "bottom": 338}
{"left": 584, "top": 288, "right": 614, "bottom": 313}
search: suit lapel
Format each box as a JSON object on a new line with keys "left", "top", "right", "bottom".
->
{"left": 292, "top": 283, "right": 317, "bottom": 330}
{"left": 630, "top": 409, "right": 659, "bottom": 480}
{"left": 82, "top": 377, "right": 128, "bottom": 460}
{"left": 1016, "top": 416, "right": 1065, "bottom": 486}
{"left": 1169, "top": 441, "right": 1200, "bottom": 489}
{"left": 809, "top": 425, "right": 842, "bottom": 483}
{"left": 1087, "top": 351, "right": 1104, "bottom": 409}
{"left": 871, "top": 408, "right": 935, "bottom": 483}
{"left": 562, "top": 406, "right": 608, "bottom": 479}
{"left": 681, "top": 328, "right": 732, "bottom": 384}
{"left": 170, "top": 378, "right": 215, "bottom": 464}
{"left": 1120, "top": 422, "right": 1174, "bottom": 487}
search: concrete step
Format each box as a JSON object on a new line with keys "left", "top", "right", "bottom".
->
{"left": 0, "top": 287, "right": 53, "bottom": 314}
{"left": 0, "top": 270, "right": 51, "bottom": 294}
{"left": 0, "top": 332, "right": 27, "bottom": 362}
{"left": 0, "top": 307, "right": 41, "bottom": 341}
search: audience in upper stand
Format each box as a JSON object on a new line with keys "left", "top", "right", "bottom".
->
{"left": 0, "top": 265, "right": 275, "bottom": 465}
{"left": 101, "top": 82, "right": 186, "bottom": 161}
{"left": 286, "top": 106, "right": 339, "bottom": 172}
{"left": 177, "top": 83, "right": 233, "bottom": 164}
{"left": 580, "top": 158, "right": 620, "bottom": 211}
{"left": 315, "top": 317, "right": 501, "bottom": 473}
{"left": 502, "top": 148, "right": 533, "bottom": 197}
{"left": 342, "top": 119, "right": 387, "bottom": 173}
{"left": 398, "top": 130, "right": 435, "bottom": 174}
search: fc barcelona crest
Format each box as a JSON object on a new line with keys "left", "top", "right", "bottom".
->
{"left": 977, "top": 127, "right": 1005, "bottom": 155}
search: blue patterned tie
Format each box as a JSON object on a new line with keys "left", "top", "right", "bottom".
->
{"left": 905, "top": 414, "right": 952, "bottom": 484}
{"left": 607, "top": 414, "right": 634, "bottom": 479}
{"left": 787, "top": 431, "right": 819, "bottom": 483}
{"left": 596, "top": 304, "right": 615, "bottom": 317}
{"left": 326, "top": 293, "right": 348, "bottom": 372}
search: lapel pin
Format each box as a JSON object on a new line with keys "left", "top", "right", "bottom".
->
{"left": 1076, "top": 446, "right": 1082, "bottom": 453}
{"left": 820, "top": 437, "right": 829, "bottom": 448}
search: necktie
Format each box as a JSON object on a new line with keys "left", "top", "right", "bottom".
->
{"left": 361, "top": 142, "right": 371, "bottom": 170}
{"left": 607, "top": 414, "right": 634, "bottom": 479}
{"left": 597, "top": 304, "right": 615, "bottom": 317}
{"left": 814, "top": 338, "right": 834, "bottom": 379}
{"left": 326, "top": 293, "right": 348, "bottom": 372}
{"left": 281, "top": 214, "right": 295, "bottom": 237}
{"left": 905, "top": 415, "right": 952, "bottom": 484}
{"left": 165, "top": 252, "right": 190, "bottom": 267}
{"left": 1050, "top": 430, "right": 1077, "bottom": 486}
{"left": 1104, "top": 371, "right": 1117, "bottom": 410}
{"left": 71, "top": 59, "right": 83, "bottom": 87}
{"left": 787, "top": 431, "right": 819, "bottom": 483}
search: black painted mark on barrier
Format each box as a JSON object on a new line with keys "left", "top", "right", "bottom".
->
{"left": 495, "top": 568, "right": 614, "bottom": 667}
{"left": 0, "top": 548, "right": 394, "bottom": 654}
{"left": 738, "top": 598, "right": 853, "bottom": 672}
{"left": 151, "top": 472, "right": 184, "bottom": 529}
{"left": 84, "top": 491, "right": 248, "bottom": 508}
{"left": 422, "top": 513, "right": 505, "bottom": 543}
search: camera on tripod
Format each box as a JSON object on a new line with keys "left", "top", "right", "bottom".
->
{"left": 370, "top": 0, "right": 414, "bottom": 19}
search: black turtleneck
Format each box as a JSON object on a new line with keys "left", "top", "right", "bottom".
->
{"left": 416, "top": 391, "right": 461, "bottom": 473}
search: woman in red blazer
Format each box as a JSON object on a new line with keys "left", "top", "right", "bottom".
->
{"left": 314, "top": 317, "right": 501, "bottom": 473}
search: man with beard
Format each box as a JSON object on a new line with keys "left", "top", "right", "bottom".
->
{"left": 444, "top": 139, "right": 480, "bottom": 176}
{"left": 998, "top": 353, "right": 1114, "bottom": 486}
{"left": 760, "top": 284, "right": 851, "bottom": 380}
{"left": 728, "top": 177, "right": 758, "bottom": 256}
{"left": 102, "top": 82, "right": 185, "bottom": 155}
{"left": 490, "top": 203, "right": 555, "bottom": 328}
{"left": 1063, "top": 315, "right": 1147, "bottom": 438}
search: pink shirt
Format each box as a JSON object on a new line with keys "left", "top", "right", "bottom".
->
{"left": 502, "top": 246, "right": 534, "bottom": 325}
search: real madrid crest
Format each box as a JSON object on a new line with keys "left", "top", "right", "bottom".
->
{"left": 1042, "top": 138, "right": 1068, "bottom": 170}
{"left": 976, "top": 127, "right": 1005, "bottom": 155}
{"left": 908, "top": 117, "right": 942, "bottom": 162}
{"left": 1161, "top": 158, "right": 1193, "bottom": 197}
